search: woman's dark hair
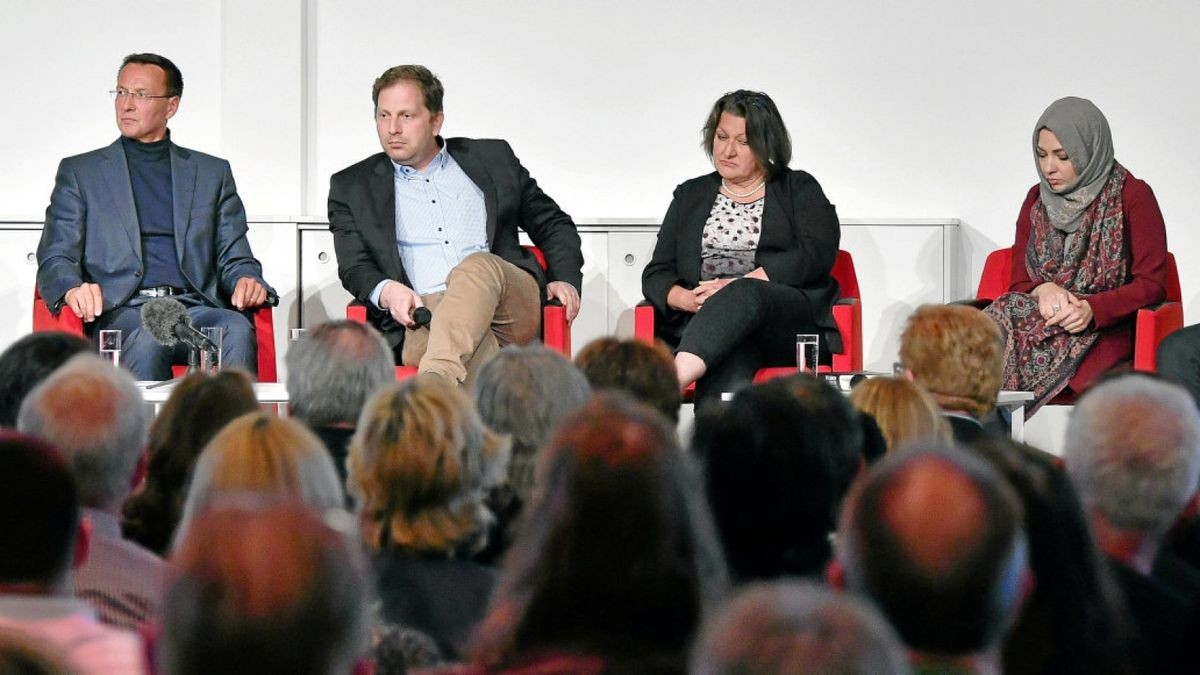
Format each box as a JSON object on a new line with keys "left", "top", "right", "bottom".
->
{"left": 469, "top": 393, "right": 728, "bottom": 671}
{"left": 693, "top": 377, "right": 856, "bottom": 582}
{"left": 969, "top": 438, "right": 1133, "bottom": 675}
{"left": 702, "top": 90, "right": 792, "bottom": 181}
{"left": 121, "top": 371, "right": 259, "bottom": 555}
{"left": 0, "top": 332, "right": 91, "bottom": 428}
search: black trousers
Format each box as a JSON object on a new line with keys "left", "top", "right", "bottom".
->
{"left": 676, "top": 279, "right": 827, "bottom": 408}
{"left": 1157, "top": 325, "right": 1200, "bottom": 407}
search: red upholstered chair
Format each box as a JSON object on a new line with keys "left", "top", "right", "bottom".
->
{"left": 975, "top": 247, "right": 1182, "bottom": 374}
{"left": 32, "top": 289, "right": 278, "bottom": 382}
{"left": 633, "top": 249, "right": 865, "bottom": 394}
{"left": 346, "top": 245, "right": 571, "bottom": 381}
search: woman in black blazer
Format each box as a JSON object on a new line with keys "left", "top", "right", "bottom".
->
{"left": 642, "top": 90, "right": 842, "bottom": 406}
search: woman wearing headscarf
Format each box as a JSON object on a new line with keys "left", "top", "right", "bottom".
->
{"left": 641, "top": 90, "right": 841, "bottom": 407}
{"left": 984, "top": 96, "right": 1168, "bottom": 411}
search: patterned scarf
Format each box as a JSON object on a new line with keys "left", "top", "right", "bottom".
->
{"left": 984, "top": 163, "right": 1129, "bottom": 412}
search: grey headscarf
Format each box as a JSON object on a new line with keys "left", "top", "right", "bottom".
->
{"left": 1033, "top": 96, "right": 1115, "bottom": 233}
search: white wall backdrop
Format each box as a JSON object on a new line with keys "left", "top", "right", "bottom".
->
{"left": 3, "top": 0, "right": 1199, "bottom": 324}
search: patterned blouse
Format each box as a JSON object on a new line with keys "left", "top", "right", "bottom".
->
{"left": 701, "top": 193, "right": 764, "bottom": 280}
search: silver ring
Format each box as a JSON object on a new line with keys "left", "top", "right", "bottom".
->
{"left": 1052, "top": 305, "right": 1062, "bottom": 311}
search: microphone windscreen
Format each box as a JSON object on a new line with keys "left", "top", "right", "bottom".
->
{"left": 413, "top": 306, "right": 432, "bottom": 328}
{"left": 141, "top": 297, "right": 188, "bottom": 346}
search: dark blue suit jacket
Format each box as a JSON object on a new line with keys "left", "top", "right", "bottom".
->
{"left": 36, "top": 137, "right": 272, "bottom": 312}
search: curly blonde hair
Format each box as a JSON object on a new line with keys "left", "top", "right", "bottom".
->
{"left": 349, "top": 377, "right": 507, "bottom": 553}
{"left": 899, "top": 304, "right": 1003, "bottom": 418}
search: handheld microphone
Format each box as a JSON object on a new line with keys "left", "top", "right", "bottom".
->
{"left": 413, "top": 306, "right": 432, "bottom": 328}
{"left": 141, "top": 298, "right": 220, "bottom": 352}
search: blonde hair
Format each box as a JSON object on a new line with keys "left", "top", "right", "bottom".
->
{"left": 899, "top": 304, "right": 1004, "bottom": 418}
{"left": 849, "top": 377, "right": 953, "bottom": 452}
{"left": 349, "top": 377, "right": 507, "bottom": 553}
{"left": 174, "top": 413, "right": 344, "bottom": 549}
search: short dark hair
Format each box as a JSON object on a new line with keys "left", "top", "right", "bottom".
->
{"left": 840, "top": 445, "right": 1026, "bottom": 654}
{"left": 120, "top": 53, "right": 183, "bottom": 97}
{"left": 693, "top": 378, "right": 852, "bottom": 580}
{"left": 702, "top": 90, "right": 792, "bottom": 181}
{"left": 0, "top": 433, "right": 79, "bottom": 587}
{"left": 574, "top": 337, "right": 681, "bottom": 422}
{"left": 372, "top": 64, "right": 443, "bottom": 113}
{"left": 0, "top": 331, "right": 91, "bottom": 428}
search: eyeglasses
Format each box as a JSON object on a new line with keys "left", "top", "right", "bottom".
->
{"left": 109, "top": 89, "right": 172, "bottom": 102}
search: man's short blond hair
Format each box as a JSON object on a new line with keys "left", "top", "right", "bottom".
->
{"left": 899, "top": 304, "right": 1003, "bottom": 418}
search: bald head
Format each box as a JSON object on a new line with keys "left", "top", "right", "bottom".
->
{"left": 838, "top": 445, "right": 1025, "bottom": 656}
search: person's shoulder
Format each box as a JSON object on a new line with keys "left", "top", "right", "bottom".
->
{"left": 169, "top": 143, "right": 231, "bottom": 169}
{"left": 672, "top": 172, "right": 720, "bottom": 198}
{"left": 1120, "top": 168, "right": 1156, "bottom": 200}
{"left": 446, "top": 137, "right": 516, "bottom": 161}
{"left": 331, "top": 152, "right": 390, "bottom": 181}
{"left": 59, "top": 139, "right": 123, "bottom": 167}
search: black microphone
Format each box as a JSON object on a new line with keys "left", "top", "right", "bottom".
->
{"left": 413, "top": 306, "right": 432, "bottom": 328}
{"left": 141, "top": 298, "right": 219, "bottom": 352}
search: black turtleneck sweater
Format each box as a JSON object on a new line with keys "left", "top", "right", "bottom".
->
{"left": 121, "top": 135, "right": 188, "bottom": 290}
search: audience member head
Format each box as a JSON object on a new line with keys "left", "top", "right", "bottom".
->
{"left": 174, "top": 413, "right": 345, "bottom": 548}
{"left": 574, "top": 337, "right": 680, "bottom": 423}
{"left": 474, "top": 344, "right": 591, "bottom": 501}
{"left": 0, "top": 433, "right": 81, "bottom": 594}
{"left": 849, "top": 376, "right": 953, "bottom": 452}
{"left": 1064, "top": 374, "right": 1200, "bottom": 562}
{"left": 899, "top": 304, "right": 1003, "bottom": 418}
{"left": 971, "top": 437, "right": 1132, "bottom": 675}
{"left": 835, "top": 444, "right": 1027, "bottom": 663}
{"left": 774, "top": 375, "right": 866, "bottom": 508}
{"left": 121, "top": 370, "right": 259, "bottom": 556}
{"left": 693, "top": 377, "right": 852, "bottom": 581}
{"left": 17, "top": 354, "right": 149, "bottom": 512}
{"left": 692, "top": 581, "right": 911, "bottom": 675}
{"left": 286, "top": 320, "right": 394, "bottom": 429}
{"left": 162, "top": 503, "right": 369, "bottom": 675}
{"left": 470, "top": 393, "right": 728, "bottom": 671}
{"left": 0, "top": 331, "right": 90, "bottom": 428}
{"left": 702, "top": 90, "right": 791, "bottom": 181}
{"left": 350, "top": 377, "right": 506, "bottom": 554}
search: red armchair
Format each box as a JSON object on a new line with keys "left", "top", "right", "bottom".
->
{"left": 975, "top": 247, "right": 1182, "bottom": 374}
{"left": 633, "top": 249, "right": 864, "bottom": 392}
{"left": 346, "top": 246, "right": 571, "bottom": 380}
{"left": 32, "top": 289, "right": 278, "bottom": 382}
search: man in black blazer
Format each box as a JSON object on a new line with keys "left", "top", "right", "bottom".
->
{"left": 328, "top": 65, "right": 582, "bottom": 385}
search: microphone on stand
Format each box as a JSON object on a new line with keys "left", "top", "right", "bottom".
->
{"left": 141, "top": 297, "right": 220, "bottom": 353}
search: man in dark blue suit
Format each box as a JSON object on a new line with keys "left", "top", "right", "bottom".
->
{"left": 36, "top": 53, "right": 273, "bottom": 381}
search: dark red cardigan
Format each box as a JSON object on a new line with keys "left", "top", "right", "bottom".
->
{"left": 1007, "top": 171, "right": 1169, "bottom": 393}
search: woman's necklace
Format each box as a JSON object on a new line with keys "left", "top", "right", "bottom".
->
{"left": 721, "top": 178, "right": 765, "bottom": 199}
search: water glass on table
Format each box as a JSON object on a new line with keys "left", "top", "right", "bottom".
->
{"left": 796, "top": 334, "right": 819, "bottom": 375}
{"left": 200, "top": 326, "right": 224, "bottom": 373}
{"left": 99, "top": 330, "right": 122, "bottom": 367}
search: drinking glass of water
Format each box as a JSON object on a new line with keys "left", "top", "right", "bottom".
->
{"left": 796, "top": 334, "right": 819, "bottom": 375}
{"left": 99, "top": 330, "right": 122, "bottom": 367}
{"left": 200, "top": 326, "right": 224, "bottom": 374}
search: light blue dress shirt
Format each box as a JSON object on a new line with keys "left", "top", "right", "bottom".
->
{"left": 370, "top": 143, "right": 488, "bottom": 306}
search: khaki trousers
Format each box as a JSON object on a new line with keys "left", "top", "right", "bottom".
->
{"left": 401, "top": 252, "right": 541, "bottom": 386}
